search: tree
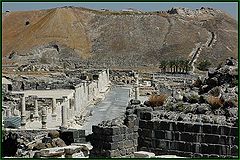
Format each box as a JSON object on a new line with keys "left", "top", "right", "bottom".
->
{"left": 184, "top": 60, "right": 190, "bottom": 74}
{"left": 197, "top": 60, "right": 212, "bottom": 71}
{"left": 160, "top": 60, "right": 168, "bottom": 73}
{"left": 179, "top": 59, "right": 185, "bottom": 73}
{"left": 168, "top": 60, "right": 175, "bottom": 73}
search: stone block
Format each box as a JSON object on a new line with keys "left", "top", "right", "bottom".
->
{"left": 211, "top": 125, "right": 219, "bottom": 134}
{"left": 192, "top": 143, "right": 201, "bottom": 153}
{"left": 124, "top": 140, "right": 134, "bottom": 148}
{"left": 103, "top": 142, "right": 118, "bottom": 150}
{"left": 178, "top": 141, "right": 186, "bottom": 152}
{"left": 230, "top": 127, "right": 237, "bottom": 136}
{"left": 227, "top": 136, "right": 235, "bottom": 145}
{"left": 133, "top": 139, "right": 138, "bottom": 147}
{"left": 209, "top": 154, "right": 219, "bottom": 158}
{"left": 120, "top": 126, "right": 128, "bottom": 134}
{"left": 127, "top": 128, "right": 134, "bottom": 134}
{"left": 169, "top": 121, "right": 177, "bottom": 131}
{"left": 207, "top": 144, "right": 215, "bottom": 154}
{"left": 60, "top": 130, "right": 81, "bottom": 145}
{"left": 200, "top": 143, "right": 209, "bottom": 154}
{"left": 219, "top": 125, "right": 230, "bottom": 135}
{"left": 154, "top": 130, "right": 165, "bottom": 139}
{"left": 42, "top": 137, "right": 52, "bottom": 143}
{"left": 184, "top": 123, "right": 194, "bottom": 132}
{"left": 118, "top": 141, "right": 124, "bottom": 149}
{"left": 181, "top": 132, "right": 193, "bottom": 142}
{"left": 202, "top": 124, "right": 212, "bottom": 134}
{"left": 139, "top": 129, "right": 154, "bottom": 138}
{"left": 105, "top": 149, "right": 121, "bottom": 157}
{"left": 169, "top": 141, "right": 178, "bottom": 150}
{"left": 176, "top": 122, "right": 185, "bottom": 132}
{"left": 203, "top": 134, "right": 220, "bottom": 144}
{"left": 155, "top": 139, "right": 169, "bottom": 150}
{"left": 184, "top": 142, "right": 192, "bottom": 152}
{"left": 126, "top": 133, "right": 134, "bottom": 140}
{"left": 178, "top": 151, "right": 193, "bottom": 157}
{"left": 133, "top": 133, "right": 139, "bottom": 139}
{"left": 219, "top": 135, "right": 227, "bottom": 145}
{"left": 105, "top": 135, "right": 123, "bottom": 142}
{"left": 192, "top": 123, "right": 203, "bottom": 133}
{"left": 104, "top": 126, "right": 121, "bottom": 135}
{"left": 92, "top": 126, "right": 103, "bottom": 134}
{"left": 140, "top": 112, "right": 153, "bottom": 120}
{"left": 74, "top": 137, "right": 86, "bottom": 143}
{"left": 134, "top": 151, "right": 155, "bottom": 158}
{"left": 173, "top": 131, "right": 181, "bottom": 141}
{"left": 214, "top": 144, "right": 221, "bottom": 155}
{"left": 233, "top": 137, "right": 238, "bottom": 145}
{"left": 231, "top": 145, "right": 238, "bottom": 156}
{"left": 193, "top": 153, "right": 203, "bottom": 157}
{"left": 119, "top": 148, "right": 126, "bottom": 156}
{"left": 160, "top": 120, "right": 170, "bottom": 130}
{"left": 126, "top": 147, "right": 134, "bottom": 154}
{"left": 48, "top": 131, "right": 60, "bottom": 139}
{"left": 165, "top": 131, "right": 173, "bottom": 140}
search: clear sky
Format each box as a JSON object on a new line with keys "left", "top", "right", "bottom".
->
{"left": 2, "top": 2, "right": 238, "bottom": 19}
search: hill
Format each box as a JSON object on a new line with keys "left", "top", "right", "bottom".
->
{"left": 2, "top": 6, "right": 238, "bottom": 70}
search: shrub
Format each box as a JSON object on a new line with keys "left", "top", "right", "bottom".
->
{"left": 148, "top": 94, "right": 167, "bottom": 107}
{"left": 207, "top": 96, "right": 224, "bottom": 109}
{"left": 197, "top": 60, "right": 212, "bottom": 71}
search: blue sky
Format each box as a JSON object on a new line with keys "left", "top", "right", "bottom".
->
{"left": 2, "top": 2, "right": 238, "bottom": 19}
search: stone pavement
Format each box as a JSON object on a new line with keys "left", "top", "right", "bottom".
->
{"left": 81, "top": 86, "right": 131, "bottom": 135}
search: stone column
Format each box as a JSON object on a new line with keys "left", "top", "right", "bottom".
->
{"left": 21, "top": 95, "right": 26, "bottom": 129}
{"left": 6, "top": 108, "right": 11, "bottom": 117}
{"left": 51, "top": 98, "right": 57, "bottom": 121}
{"left": 33, "top": 98, "right": 39, "bottom": 120}
{"left": 61, "top": 97, "right": 68, "bottom": 129}
{"left": 107, "top": 69, "right": 110, "bottom": 83}
{"left": 41, "top": 107, "right": 47, "bottom": 129}
{"left": 135, "top": 73, "right": 139, "bottom": 100}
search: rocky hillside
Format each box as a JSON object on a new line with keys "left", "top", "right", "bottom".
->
{"left": 2, "top": 7, "right": 237, "bottom": 69}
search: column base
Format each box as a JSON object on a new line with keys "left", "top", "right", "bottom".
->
{"left": 51, "top": 114, "right": 57, "bottom": 121}
{"left": 60, "top": 126, "right": 67, "bottom": 130}
{"left": 33, "top": 115, "right": 39, "bottom": 121}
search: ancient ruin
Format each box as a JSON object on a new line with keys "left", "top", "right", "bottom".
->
{"left": 1, "top": 3, "right": 239, "bottom": 159}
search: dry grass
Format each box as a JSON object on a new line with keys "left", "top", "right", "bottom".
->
{"left": 207, "top": 96, "right": 224, "bottom": 109}
{"left": 148, "top": 94, "right": 167, "bottom": 107}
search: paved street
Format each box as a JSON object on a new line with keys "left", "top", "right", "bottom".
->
{"left": 81, "top": 86, "right": 131, "bottom": 135}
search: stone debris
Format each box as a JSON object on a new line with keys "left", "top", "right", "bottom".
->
{"left": 134, "top": 151, "right": 155, "bottom": 158}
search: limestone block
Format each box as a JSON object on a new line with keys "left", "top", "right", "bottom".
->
{"left": 134, "top": 151, "right": 155, "bottom": 158}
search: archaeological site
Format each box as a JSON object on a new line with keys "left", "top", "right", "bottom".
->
{"left": 1, "top": 3, "right": 239, "bottom": 159}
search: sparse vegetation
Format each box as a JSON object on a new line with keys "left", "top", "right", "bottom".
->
{"left": 148, "top": 94, "right": 167, "bottom": 107}
{"left": 197, "top": 60, "right": 212, "bottom": 71}
{"left": 207, "top": 96, "right": 224, "bottom": 109}
{"left": 159, "top": 59, "right": 190, "bottom": 74}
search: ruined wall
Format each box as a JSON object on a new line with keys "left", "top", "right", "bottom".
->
{"left": 138, "top": 113, "right": 238, "bottom": 158}
{"left": 90, "top": 125, "right": 138, "bottom": 158}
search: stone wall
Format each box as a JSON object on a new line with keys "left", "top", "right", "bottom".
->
{"left": 138, "top": 114, "right": 238, "bottom": 158}
{"left": 89, "top": 125, "right": 138, "bottom": 158}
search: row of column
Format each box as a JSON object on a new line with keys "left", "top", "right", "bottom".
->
{"left": 20, "top": 95, "right": 69, "bottom": 129}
